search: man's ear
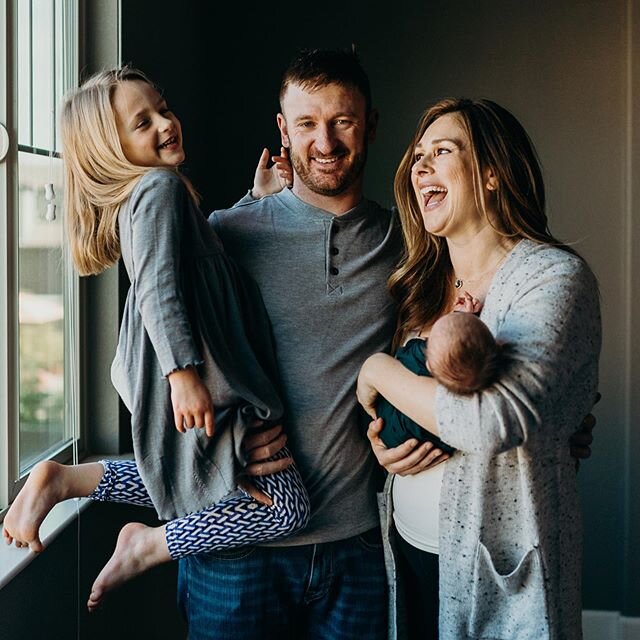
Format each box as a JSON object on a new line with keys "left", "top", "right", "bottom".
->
{"left": 277, "top": 113, "right": 290, "bottom": 148}
{"left": 367, "top": 108, "right": 379, "bottom": 143}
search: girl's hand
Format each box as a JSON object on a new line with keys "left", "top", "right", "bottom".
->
{"left": 367, "top": 418, "right": 449, "bottom": 475}
{"left": 168, "top": 366, "right": 215, "bottom": 437}
{"left": 251, "top": 147, "right": 293, "bottom": 198}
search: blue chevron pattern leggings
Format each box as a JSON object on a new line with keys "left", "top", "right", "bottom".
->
{"left": 88, "top": 448, "right": 310, "bottom": 560}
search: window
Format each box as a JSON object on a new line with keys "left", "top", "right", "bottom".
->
{"left": 1, "top": 0, "right": 80, "bottom": 511}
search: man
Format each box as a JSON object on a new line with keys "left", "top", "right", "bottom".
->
{"left": 178, "top": 46, "right": 403, "bottom": 640}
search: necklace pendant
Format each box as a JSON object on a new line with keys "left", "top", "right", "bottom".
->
{"left": 454, "top": 278, "right": 463, "bottom": 289}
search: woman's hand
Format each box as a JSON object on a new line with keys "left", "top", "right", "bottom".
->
{"left": 251, "top": 147, "right": 292, "bottom": 199}
{"left": 167, "top": 366, "right": 215, "bottom": 437}
{"left": 367, "top": 418, "right": 449, "bottom": 476}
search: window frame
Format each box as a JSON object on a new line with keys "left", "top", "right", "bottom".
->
{"left": 1, "top": 0, "right": 83, "bottom": 513}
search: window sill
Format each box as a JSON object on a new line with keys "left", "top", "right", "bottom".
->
{"left": 0, "top": 496, "right": 92, "bottom": 589}
{"left": 0, "top": 453, "right": 133, "bottom": 590}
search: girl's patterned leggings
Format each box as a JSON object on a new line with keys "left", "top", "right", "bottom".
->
{"left": 88, "top": 448, "right": 310, "bottom": 560}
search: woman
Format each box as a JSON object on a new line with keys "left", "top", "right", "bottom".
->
{"left": 356, "top": 98, "right": 601, "bottom": 639}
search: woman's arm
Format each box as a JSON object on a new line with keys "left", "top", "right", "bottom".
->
{"left": 357, "top": 352, "right": 439, "bottom": 433}
{"left": 366, "top": 417, "right": 450, "bottom": 475}
{"left": 357, "top": 248, "right": 601, "bottom": 459}
{"left": 435, "top": 249, "right": 601, "bottom": 456}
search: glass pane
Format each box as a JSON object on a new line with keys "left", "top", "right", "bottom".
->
{"left": 17, "top": 0, "right": 32, "bottom": 146}
{"left": 31, "top": 0, "right": 55, "bottom": 150}
{"left": 54, "top": 0, "right": 64, "bottom": 152}
{"left": 17, "top": 151, "right": 68, "bottom": 472}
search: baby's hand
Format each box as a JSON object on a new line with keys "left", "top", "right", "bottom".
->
{"left": 453, "top": 291, "right": 482, "bottom": 314}
{"left": 167, "top": 366, "right": 215, "bottom": 437}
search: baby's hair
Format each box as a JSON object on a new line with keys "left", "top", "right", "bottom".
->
{"left": 61, "top": 65, "right": 197, "bottom": 275}
{"left": 429, "top": 313, "right": 502, "bottom": 394}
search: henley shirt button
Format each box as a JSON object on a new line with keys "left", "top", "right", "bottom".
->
{"left": 330, "top": 267, "right": 339, "bottom": 275}
{"left": 330, "top": 247, "right": 339, "bottom": 255}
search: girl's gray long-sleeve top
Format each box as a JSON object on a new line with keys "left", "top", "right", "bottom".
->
{"left": 111, "top": 169, "right": 284, "bottom": 520}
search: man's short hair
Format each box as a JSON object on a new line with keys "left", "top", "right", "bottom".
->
{"left": 279, "top": 46, "right": 372, "bottom": 114}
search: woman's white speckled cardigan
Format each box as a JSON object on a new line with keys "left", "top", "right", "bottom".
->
{"left": 382, "top": 239, "right": 601, "bottom": 640}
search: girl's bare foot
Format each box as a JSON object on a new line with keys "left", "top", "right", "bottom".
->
{"left": 2, "top": 461, "right": 68, "bottom": 553}
{"left": 87, "top": 522, "right": 171, "bottom": 612}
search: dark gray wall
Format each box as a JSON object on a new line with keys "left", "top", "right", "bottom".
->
{"left": 1, "top": 503, "right": 186, "bottom": 640}
{"left": 121, "top": 3, "right": 401, "bottom": 213}
{"left": 122, "top": 0, "right": 639, "bottom": 617}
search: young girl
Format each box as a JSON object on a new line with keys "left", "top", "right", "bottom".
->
{"left": 2, "top": 66, "right": 309, "bottom": 611}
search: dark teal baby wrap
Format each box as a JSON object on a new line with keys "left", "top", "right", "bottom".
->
{"left": 376, "top": 338, "right": 455, "bottom": 453}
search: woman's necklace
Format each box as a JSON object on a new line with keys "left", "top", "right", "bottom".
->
{"left": 453, "top": 250, "right": 509, "bottom": 290}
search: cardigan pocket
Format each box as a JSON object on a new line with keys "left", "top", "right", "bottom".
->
{"left": 468, "top": 541, "right": 550, "bottom": 639}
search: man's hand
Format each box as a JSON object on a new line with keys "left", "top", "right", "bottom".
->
{"left": 571, "top": 392, "right": 600, "bottom": 471}
{"left": 367, "top": 418, "right": 449, "bottom": 476}
{"left": 238, "top": 422, "right": 293, "bottom": 506}
{"left": 167, "top": 366, "right": 215, "bottom": 437}
{"left": 251, "top": 147, "right": 292, "bottom": 199}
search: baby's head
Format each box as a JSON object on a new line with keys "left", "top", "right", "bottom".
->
{"left": 427, "top": 312, "right": 501, "bottom": 394}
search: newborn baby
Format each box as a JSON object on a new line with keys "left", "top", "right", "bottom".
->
{"left": 377, "top": 292, "right": 502, "bottom": 449}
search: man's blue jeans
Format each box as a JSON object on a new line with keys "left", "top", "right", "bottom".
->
{"left": 177, "top": 527, "right": 388, "bottom": 640}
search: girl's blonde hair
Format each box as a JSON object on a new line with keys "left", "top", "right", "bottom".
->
{"left": 390, "top": 98, "right": 576, "bottom": 350}
{"left": 61, "top": 66, "right": 198, "bottom": 275}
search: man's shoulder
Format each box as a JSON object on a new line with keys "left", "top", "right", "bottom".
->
{"left": 208, "top": 192, "right": 281, "bottom": 231}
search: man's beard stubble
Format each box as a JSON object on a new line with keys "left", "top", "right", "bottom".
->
{"left": 288, "top": 144, "right": 368, "bottom": 197}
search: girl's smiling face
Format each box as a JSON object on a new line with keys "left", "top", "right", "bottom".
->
{"left": 113, "top": 79, "right": 185, "bottom": 168}
{"left": 411, "top": 112, "right": 492, "bottom": 241}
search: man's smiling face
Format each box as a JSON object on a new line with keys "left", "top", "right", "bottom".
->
{"left": 277, "top": 82, "right": 371, "bottom": 197}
